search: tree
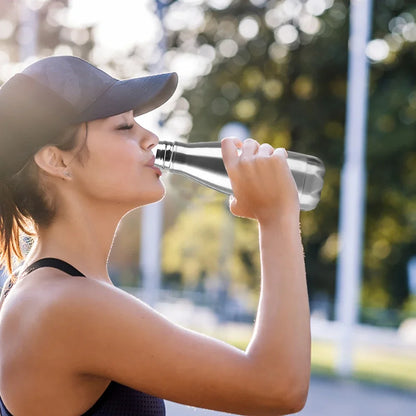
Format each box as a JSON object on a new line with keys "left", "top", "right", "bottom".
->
{"left": 161, "top": 0, "right": 416, "bottom": 325}
{"left": 161, "top": 0, "right": 348, "bottom": 314}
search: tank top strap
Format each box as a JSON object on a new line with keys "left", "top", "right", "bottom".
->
{"left": 21, "top": 258, "right": 86, "bottom": 278}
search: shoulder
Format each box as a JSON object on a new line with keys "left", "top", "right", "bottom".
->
{"left": 0, "top": 271, "right": 140, "bottom": 346}
{"left": 1, "top": 270, "right": 154, "bottom": 373}
{"left": 40, "top": 273, "right": 147, "bottom": 322}
{"left": 23, "top": 272, "right": 158, "bottom": 345}
{"left": 23, "top": 271, "right": 144, "bottom": 331}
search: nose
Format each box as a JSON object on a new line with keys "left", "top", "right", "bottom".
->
{"left": 137, "top": 124, "right": 159, "bottom": 151}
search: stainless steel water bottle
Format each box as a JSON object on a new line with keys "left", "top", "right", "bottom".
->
{"left": 154, "top": 141, "right": 325, "bottom": 211}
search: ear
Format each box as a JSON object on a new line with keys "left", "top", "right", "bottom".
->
{"left": 33, "top": 146, "right": 71, "bottom": 180}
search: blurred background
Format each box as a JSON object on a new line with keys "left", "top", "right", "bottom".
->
{"left": 1, "top": 0, "right": 416, "bottom": 414}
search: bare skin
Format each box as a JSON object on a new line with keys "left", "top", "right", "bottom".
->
{"left": 0, "top": 112, "right": 310, "bottom": 416}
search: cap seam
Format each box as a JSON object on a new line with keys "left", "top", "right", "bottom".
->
{"left": 76, "top": 79, "right": 119, "bottom": 121}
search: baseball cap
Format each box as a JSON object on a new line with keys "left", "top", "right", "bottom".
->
{"left": 0, "top": 55, "right": 178, "bottom": 179}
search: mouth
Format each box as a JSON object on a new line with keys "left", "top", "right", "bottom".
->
{"left": 146, "top": 156, "right": 162, "bottom": 177}
{"left": 146, "top": 155, "right": 156, "bottom": 167}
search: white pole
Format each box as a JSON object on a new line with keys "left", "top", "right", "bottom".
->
{"left": 140, "top": 201, "right": 164, "bottom": 307}
{"left": 335, "top": 0, "right": 373, "bottom": 376}
{"left": 140, "top": 1, "right": 171, "bottom": 307}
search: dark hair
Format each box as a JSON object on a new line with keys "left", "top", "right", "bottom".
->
{"left": 0, "top": 123, "right": 88, "bottom": 284}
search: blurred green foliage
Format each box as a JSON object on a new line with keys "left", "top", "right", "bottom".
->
{"left": 161, "top": 0, "right": 416, "bottom": 325}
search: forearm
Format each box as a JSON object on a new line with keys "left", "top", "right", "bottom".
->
{"left": 246, "top": 215, "right": 311, "bottom": 389}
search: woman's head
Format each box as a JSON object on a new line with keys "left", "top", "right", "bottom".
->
{"left": 0, "top": 56, "right": 178, "bottom": 273}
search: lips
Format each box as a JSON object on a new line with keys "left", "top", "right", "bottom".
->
{"left": 146, "top": 155, "right": 162, "bottom": 176}
{"left": 145, "top": 155, "right": 156, "bottom": 167}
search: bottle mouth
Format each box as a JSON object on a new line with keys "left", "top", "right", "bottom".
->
{"left": 154, "top": 141, "right": 174, "bottom": 170}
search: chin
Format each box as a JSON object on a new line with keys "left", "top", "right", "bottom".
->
{"left": 140, "top": 185, "right": 166, "bottom": 206}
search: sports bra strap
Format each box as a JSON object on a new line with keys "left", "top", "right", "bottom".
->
{"left": 21, "top": 258, "right": 86, "bottom": 278}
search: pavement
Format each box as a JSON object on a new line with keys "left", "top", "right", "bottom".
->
{"left": 165, "top": 374, "right": 416, "bottom": 416}
{"left": 147, "top": 294, "right": 416, "bottom": 415}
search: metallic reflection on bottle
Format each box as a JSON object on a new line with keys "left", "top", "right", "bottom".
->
{"left": 154, "top": 141, "right": 325, "bottom": 211}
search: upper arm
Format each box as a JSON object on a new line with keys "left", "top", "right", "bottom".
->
{"left": 45, "top": 279, "right": 302, "bottom": 415}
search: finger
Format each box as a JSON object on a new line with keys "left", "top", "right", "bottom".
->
{"left": 257, "top": 143, "right": 274, "bottom": 157}
{"left": 241, "top": 138, "right": 259, "bottom": 157}
{"left": 222, "top": 136, "right": 244, "bottom": 147}
{"left": 273, "top": 147, "right": 288, "bottom": 158}
{"left": 221, "top": 137, "right": 242, "bottom": 169}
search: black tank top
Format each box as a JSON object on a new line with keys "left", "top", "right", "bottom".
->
{"left": 0, "top": 258, "right": 165, "bottom": 416}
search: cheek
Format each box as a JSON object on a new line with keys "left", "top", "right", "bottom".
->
{"left": 76, "top": 145, "right": 134, "bottom": 188}
{"left": 97, "top": 142, "right": 140, "bottom": 177}
{"left": 79, "top": 144, "right": 164, "bottom": 202}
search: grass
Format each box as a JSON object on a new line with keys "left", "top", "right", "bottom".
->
{"left": 312, "top": 340, "right": 416, "bottom": 391}
{"left": 209, "top": 326, "right": 416, "bottom": 392}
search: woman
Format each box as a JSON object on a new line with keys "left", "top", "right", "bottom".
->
{"left": 0, "top": 56, "right": 310, "bottom": 416}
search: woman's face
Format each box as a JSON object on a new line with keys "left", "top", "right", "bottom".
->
{"left": 69, "top": 111, "right": 165, "bottom": 209}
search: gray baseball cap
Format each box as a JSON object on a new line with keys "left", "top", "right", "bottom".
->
{"left": 0, "top": 55, "right": 178, "bottom": 179}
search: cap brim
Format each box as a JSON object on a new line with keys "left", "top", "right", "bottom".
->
{"left": 77, "top": 72, "right": 178, "bottom": 123}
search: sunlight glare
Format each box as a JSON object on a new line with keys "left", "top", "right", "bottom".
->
{"left": 68, "top": 0, "right": 161, "bottom": 53}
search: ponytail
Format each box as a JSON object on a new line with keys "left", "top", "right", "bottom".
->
{"left": 0, "top": 177, "right": 35, "bottom": 304}
{"left": 0, "top": 123, "right": 85, "bottom": 300}
{"left": 0, "top": 178, "right": 37, "bottom": 302}
{"left": 0, "top": 179, "right": 35, "bottom": 275}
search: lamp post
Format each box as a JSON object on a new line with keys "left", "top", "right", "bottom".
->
{"left": 335, "top": 0, "right": 373, "bottom": 377}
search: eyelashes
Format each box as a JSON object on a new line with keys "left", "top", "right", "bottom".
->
{"left": 118, "top": 124, "right": 134, "bottom": 130}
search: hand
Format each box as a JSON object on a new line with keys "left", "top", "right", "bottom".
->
{"left": 221, "top": 137, "right": 300, "bottom": 223}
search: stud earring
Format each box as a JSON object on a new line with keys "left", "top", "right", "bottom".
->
{"left": 64, "top": 171, "right": 71, "bottom": 178}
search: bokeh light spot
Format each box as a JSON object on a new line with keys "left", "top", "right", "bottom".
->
{"left": 262, "top": 79, "right": 284, "bottom": 100}
{"left": 0, "top": 19, "right": 14, "bottom": 40}
{"left": 293, "top": 75, "right": 314, "bottom": 99}
{"left": 366, "top": 39, "right": 390, "bottom": 62}
{"left": 238, "top": 16, "right": 259, "bottom": 40}
{"left": 274, "top": 24, "right": 299, "bottom": 45}
{"left": 268, "top": 42, "right": 288, "bottom": 62}
{"left": 218, "top": 39, "right": 239, "bottom": 58}
{"left": 233, "top": 99, "right": 258, "bottom": 121}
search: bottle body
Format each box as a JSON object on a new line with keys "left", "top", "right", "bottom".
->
{"left": 154, "top": 141, "right": 325, "bottom": 211}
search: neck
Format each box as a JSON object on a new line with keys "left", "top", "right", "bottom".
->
{"left": 29, "top": 201, "right": 130, "bottom": 284}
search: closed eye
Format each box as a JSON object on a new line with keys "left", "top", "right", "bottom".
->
{"left": 118, "top": 124, "right": 134, "bottom": 130}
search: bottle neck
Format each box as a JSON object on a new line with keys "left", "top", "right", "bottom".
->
{"left": 155, "top": 141, "right": 175, "bottom": 169}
